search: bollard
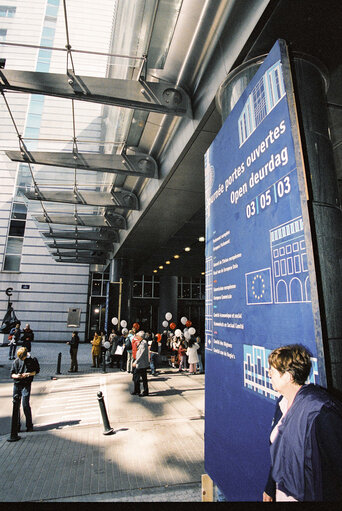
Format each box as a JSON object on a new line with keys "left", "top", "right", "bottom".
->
{"left": 97, "top": 391, "right": 114, "bottom": 435}
{"left": 7, "top": 394, "right": 21, "bottom": 442}
{"left": 56, "top": 352, "right": 62, "bottom": 374}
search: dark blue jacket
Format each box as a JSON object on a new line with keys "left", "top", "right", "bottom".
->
{"left": 265, "top": 384, "right": 342, "bottom": 501}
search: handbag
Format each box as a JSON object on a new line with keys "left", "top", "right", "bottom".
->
{"left": 115, "top": 345, "right": 124, "bottom": 356}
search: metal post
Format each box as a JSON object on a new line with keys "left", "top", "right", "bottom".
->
{"left": 97, "top": 391, "right": 114, "bottom": 435}
{"left": 118, "top": 277, "right": 123, "bottom": 325}
{"left": 7, "top": 394, "right": 21, "bottom": 442}
{"left": 56, "top": 352, "right": 62, "bottom": 374}
{"left": 102, "top": 350, "right": 106, "bottom": 373}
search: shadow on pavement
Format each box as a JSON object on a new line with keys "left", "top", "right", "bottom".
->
{"left": 35, "top": 420, "right": 81, "bottom": 431}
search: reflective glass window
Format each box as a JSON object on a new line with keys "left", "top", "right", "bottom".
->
{"left": 12, "top": 203, "right": 27, "bottom": 220}
{"left": 143, "top": 283, "right": 152, "bottom": 297}
{"left": 9, "top": 220, "right": 25, "bottom": 237}
{"left": 153, "top": 282, "right": 159, "bottom": 297}
{"left": 6, "top": 237, "right": 23, "bottom": 255}
{"left": 133, "top": 282, "right": 142, "bottom": 297}
{"left": 92, "top": 280, "right": 101, "bottom": 295}
{"left": 0, "top": 6, "right": 16, "bottom": 17}
{"left": 3, "top": 255, "right": 21, "bottom": 271}
{"left": 183, "top": 283, "right": 190, "bottom": 298}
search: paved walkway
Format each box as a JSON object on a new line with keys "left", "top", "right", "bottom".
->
{"left": 0, "top": 343, "right": 205, "bottom": 502}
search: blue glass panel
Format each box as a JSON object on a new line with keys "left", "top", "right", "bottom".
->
{"left": 24, "top": 127, "right": 40, "bottom": 139}
{"left": 26, "top": 113, "right": 41, "bottom": 129}
{"left": 42, "top": 27, "right": 55, "bottom": 38}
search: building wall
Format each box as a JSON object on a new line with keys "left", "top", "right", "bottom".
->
{"left": 0, "top": 0, "right": 116, "bottom": 341}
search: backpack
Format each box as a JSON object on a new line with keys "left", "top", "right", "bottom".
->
{"left": 125, "top": 337, "right": 132, "bottom": 350}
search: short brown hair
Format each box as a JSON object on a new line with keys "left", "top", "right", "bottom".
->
{"left": 268, "top": 344, "right": 312, "bottom": 385}
{"left": 17, "top": 347, "right": 28, "bottom": 360}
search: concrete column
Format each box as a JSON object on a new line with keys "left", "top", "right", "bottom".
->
{"left": 158, "top": 275, "right": 178, "bottom": 330}
{"left": 292, "top": 56, "right": 342, "bottom": 393}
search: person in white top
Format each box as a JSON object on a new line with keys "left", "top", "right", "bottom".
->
{"left": 186, "top": 337, "right": 199, "bottom": 374}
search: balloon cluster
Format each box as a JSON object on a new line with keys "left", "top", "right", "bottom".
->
{"left": 163, "top": 312, "right": 196, "bottom": 339}
{"left": 111, "top": 317, "right": 127, "bottom": 328}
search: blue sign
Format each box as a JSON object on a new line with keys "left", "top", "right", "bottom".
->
{"left": 204, "top": 40, "right": 324, "bottom": 501}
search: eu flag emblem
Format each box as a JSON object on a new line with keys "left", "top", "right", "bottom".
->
{"left": 245, "top": 268, "right": 273, "bottom": 305}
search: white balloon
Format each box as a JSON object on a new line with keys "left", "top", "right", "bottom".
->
{"left": 188, "top": 327, "right": 196, "bottom": 335}
{"left": 184, "top": 330, "right": 191, "bottom": 339}
{"left": 122, "top": 328, "right": 128, "bottom": 335}
{"left": 112, "top": 317, "right": 118, "bottom": 325}
{"left": 165, "top": 312, "right": 172, "bottom": 321}
{"left": 175, "top": 329, "right": 182, "bottom": 337}
{"left": 162, "top": 320, "right": 168, "bottom": 328}
{"left": 183, "top": 328, "right": 188, "bottom": 333}
{"left": 120, "top": 319, "right": 127, "bottom": 328}
{"left": 180, "top": 316, "right": 187, "bottom": 325}
{"left": 104, "top": 341, "right": 110, "bottom": 349}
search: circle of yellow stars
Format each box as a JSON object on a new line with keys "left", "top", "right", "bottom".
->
{"left": 251, "top": 274, "right": 266, "bottom": 300}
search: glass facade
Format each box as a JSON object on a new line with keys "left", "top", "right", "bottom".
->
{"left": 133, "top": 275, "right": 160, "bottom": 298}
{"left": 178, "top": 276, "right": 205, "bottom": 300}
{"left": 3, "top": 0, "right": 61, "bottom": 272}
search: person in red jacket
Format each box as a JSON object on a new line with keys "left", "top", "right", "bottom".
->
{"left": 131, "top": 332, "right": 140, "bottom": 362}
{"left": 178, "top": 341, "right": 187, "bottom": 372}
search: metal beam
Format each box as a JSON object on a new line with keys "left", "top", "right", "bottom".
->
{"left": 47, "top": 241, "right": 113, "bottom": 251}
{"left": 7, "top": 150, "right": 158, "bottom": 179}
{"left": 0, "top": 69, "right": 192, "bottom": 117}
{"left": 50, "top": 251, "right": 106, "bottom": 258}
{"left": 34, "top": 211, "right": 127, "bottom": 229}
{"left": 24, "top": 189, "right": 139, "bottom": 210}
{"left": 52, "top": 256, "right": 106, "bottom": 264}
{"left": 41, "top": 229, "right": 119, "bottom": 242}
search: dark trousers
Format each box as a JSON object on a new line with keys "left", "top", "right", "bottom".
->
{"left": 150, "top": 352, "right": 158, "bottom": 374}
{"left": 13, "top": 382, "right": 33, "bottom": 430}
{"left": 70, "top": 348, "right": 78, "bottom": 371}
{"left": 133, "top": 367, "right": 149, "bottom": 395}
{"left": 92, "top": 354, "right": 100, "bottom": 367}
{"left": 9, "top": 344, "right": 16, "bottom": 359}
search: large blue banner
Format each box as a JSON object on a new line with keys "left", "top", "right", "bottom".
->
{"left": 204, "top": 40, "right": 324, "bottom": 501}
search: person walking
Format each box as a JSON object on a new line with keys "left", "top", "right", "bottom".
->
{"left": 131, "top": 331, "right": 149, "bottom": 396}
{"left": 10, "top": 347, "right": 40, "bottom": 432}
{"left": 67, "top": 331, "right": 79, "bottom": 372}
{"left": 186, "top": 337, "right": 200, "bottom": 374}
{"left": 8, "top": 323, "right": 21, "bottom": 360}
{"left": 119, "top": 328, "right": 128, "bottom": 371}
{"left": 91, "top": 332, "right": 101, "bottom": 368}
{"left": 149, "top": 334, "right": 159, "bottom": 376}
{"left": 196, "top": 336, "right": 204, "bottom": 374}
{"left": 21, "top": 324, "right": 34, "bottom": 352}
{"left": 125, "top": 329, "right": 134, "bottom": 373}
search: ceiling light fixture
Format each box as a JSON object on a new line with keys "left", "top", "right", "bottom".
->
{"left": 184, "top": 247, "right": 191, "bottom": 252}
{"left": 153, "top": 269, "right": 158, "bottom": 273}
{"left": 159, "top": 265, "right": 164, "bottom": 269}
{"left": 199, "top": 236, "right": 205, "bottom": 242}
{"left": 165, "top": 260, "right": 170, "bottom": 264}
{"left": 174, "top": 254, "right": 180, "bottom": 259}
